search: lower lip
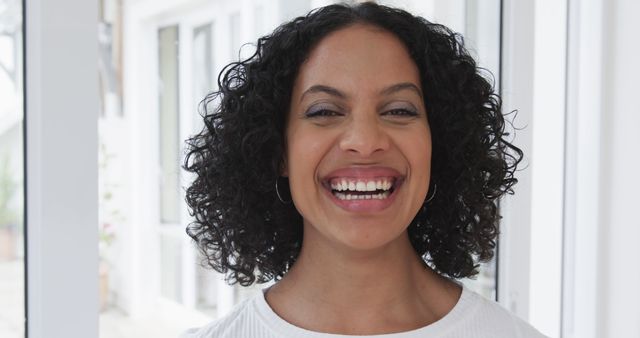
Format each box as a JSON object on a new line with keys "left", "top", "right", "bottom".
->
{"left": 323, "top": 181, "right": 402, "bottom": 213}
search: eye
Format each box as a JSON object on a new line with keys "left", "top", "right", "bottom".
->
{"left": 304, "top": 108, "right": 343, "bottom": 119}
{"left": 382, "top": 108, "right": 419, "bottom": 117}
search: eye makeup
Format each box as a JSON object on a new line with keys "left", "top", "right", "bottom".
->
{"left": 382, "top": 108, "right": 419, "bottom": 117}
{"left": 303, "top": 102, "right": 344, "bottom": 119}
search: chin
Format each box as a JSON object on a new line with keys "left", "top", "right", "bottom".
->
{"left": 329, "top": 223, "right": 409, "bottom": 253}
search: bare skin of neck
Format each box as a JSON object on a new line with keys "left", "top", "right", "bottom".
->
{"left": 265, "top": 225, "right": 462, "bottom": 335}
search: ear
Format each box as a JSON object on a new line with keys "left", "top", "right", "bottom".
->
{"left": 280, "top": 158, "right": 288, "bottom": 177}
{"left": 280, "top": 137, "right": 289, "bottom": 176}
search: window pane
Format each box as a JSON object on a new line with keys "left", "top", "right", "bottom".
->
{"left": 0, "top": 0, "right": 25, "bottom": 336}
{"left": 160, "top": 231, "right": 183, "bottom": 302}
{"left": 158, "top": 25, "right": 180, "bottom": 224}
{"left": 193, "top": 23, "right": 212, "bottom": 99}
{"left": 192, "top": 22, "right": 212, "bottom": 132}
{"left": 229, "top": 12, "right": 241, "bottom": 60}
{"left": 279, "top": 0, "right": 310, "bottom": 21}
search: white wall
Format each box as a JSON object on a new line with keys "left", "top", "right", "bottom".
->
{"left": 25, "top": 0, "right": 99, "bottom": 336}
{"left": 597, "top": 0, "right": 640, "bottom": 336}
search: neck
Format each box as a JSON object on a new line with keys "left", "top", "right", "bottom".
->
{"left": 265, "top": 226, "right": 461, "bottom": 335}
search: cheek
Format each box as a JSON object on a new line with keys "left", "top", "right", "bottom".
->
{"left": 400, "top": 127, "right": 432, "bottom": 189}
{"left": 416, "top": 134, "right": 432, "bottom": 172}
{"left": 285, "top": 128, "right": 336, "bottom": 221}
{"left": 286, "top": 129, "right": 330, "bottom": 190}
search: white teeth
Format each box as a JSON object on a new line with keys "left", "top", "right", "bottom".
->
{"left": 330, "top": 178, "right": 395, "bottom": 192}
{"left": 366, "top": 181, "right": 376, "bottom": 191}
{"left": 334, "top": 191, "right": 391, "bottom": 201}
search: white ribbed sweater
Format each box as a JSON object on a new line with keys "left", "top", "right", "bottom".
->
{"left": 181, "top": 285, "right": 548, "bottom": 338}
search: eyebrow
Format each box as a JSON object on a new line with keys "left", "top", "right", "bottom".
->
{"left": 299, "top": 82, "right": 422, "bottom": 102}
{"left": 380, "top": 82, "right": 423, "bottom": 97}
{"left": 300, "top": 85, "right": 347, "bottom": 102}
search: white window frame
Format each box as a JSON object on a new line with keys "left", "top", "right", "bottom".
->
{"left": 561, "top": 0, "right": 604, "bottom": 337}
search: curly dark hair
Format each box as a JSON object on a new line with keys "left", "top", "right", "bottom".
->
{"left": 183, "top": 2, "right": 523, "bottom": 286}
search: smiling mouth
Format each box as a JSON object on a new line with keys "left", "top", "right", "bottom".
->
{"left": 325, "top": 177, "right": 398, "bottom": 201}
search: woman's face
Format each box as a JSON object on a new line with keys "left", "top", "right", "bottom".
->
{"left": 284, "top": 24, "right": 432, "bottom": 252}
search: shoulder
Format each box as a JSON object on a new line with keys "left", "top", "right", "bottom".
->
{"left": 179, "top": 296, "right": 263, "bottom": 338}
{"left": 455, "top": 289, "right": 549, "bottom": 338}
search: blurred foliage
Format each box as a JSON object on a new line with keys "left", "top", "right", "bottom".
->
{"left": 98, "top": 138, "right": 124, "bottom": 261}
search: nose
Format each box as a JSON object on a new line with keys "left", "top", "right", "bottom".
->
{"left": 339, "top": 112, "right": 390, "bottom": 157}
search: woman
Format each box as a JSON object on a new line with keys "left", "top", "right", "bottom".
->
{"left": 182, "top": 2, "right": 545, "bottom": 337}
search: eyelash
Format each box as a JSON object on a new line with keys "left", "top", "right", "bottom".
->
{"left": 304, "top": 108, "right": 418, "bottom": 118}
{"left": 382, "top": 108, "right": 418, "bottom": 117}
{"left": 305, "top": 109, "right": 342, "bottom": 118}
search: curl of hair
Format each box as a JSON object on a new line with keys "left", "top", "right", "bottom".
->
{"left": 183, "top": 2, "right": 523, "bottom": 286}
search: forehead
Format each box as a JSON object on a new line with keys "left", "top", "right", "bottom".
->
{"left": 293, "top": 24, "right": 422, "bottom": 95}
